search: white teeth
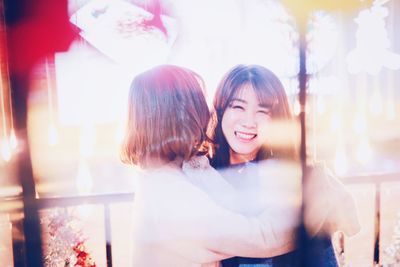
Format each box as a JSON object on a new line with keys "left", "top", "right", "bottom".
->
{"left": 235, "top": 131, "right": 256, "bottom": 140}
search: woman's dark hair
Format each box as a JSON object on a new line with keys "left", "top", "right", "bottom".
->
{"left": 209, "top": 64, "right": 297, "bottom": 169}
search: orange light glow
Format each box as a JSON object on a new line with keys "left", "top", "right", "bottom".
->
{"left": 9, "top": 129, "right": 17, "bottom": 150}
{"left": 1, "top": 140, "right": 11, "bottom": 162}
{"left": 334, "top": 145, "right": 348, "bottom": 176}
{"left": 48, "top": 125, "right": 59, "bottom": 146}
{"left": 76, "top": 160, "right": 93, "bottom": 195}
{"left": 356, "top": 137, "right": 373, "bottom": 164}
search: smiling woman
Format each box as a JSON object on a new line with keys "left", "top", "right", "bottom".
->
{"left": 210, "top": 64, "right": 297, "bottom": 168}
{"left": 221, "top": 83, "right": 273, "bottom": 164}
{"left": 208, "top": 64, "right": 361, "bottom": 267}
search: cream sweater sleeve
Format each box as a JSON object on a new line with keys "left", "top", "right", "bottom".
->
{"left": 308, "top": 165, "right": 361, "bottom": 237}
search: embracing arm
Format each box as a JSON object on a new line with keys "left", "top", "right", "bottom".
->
{"left": 150, "top": 175, "right": 298, "bottom": 263}
{"left": 304, "top": 164, "right": 361, "bottom": 237}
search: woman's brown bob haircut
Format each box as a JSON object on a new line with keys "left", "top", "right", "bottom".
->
{"left": 121, "top": 65, "right": 210, "bottom": 168}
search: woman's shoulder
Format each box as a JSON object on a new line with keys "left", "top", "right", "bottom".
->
{"left": 137, "top": 164, "right": 187, "bottom": 191}
{"left": 182, "top": 155, "right": 212, "bottom": 171}
{"left": 181, "top": 155, "right": 221, "bottom": 185}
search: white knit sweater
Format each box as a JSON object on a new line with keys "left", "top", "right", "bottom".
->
{"left": 130, "top": 156, "right": 298, "bottom": 267}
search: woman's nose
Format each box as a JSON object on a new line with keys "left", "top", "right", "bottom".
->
{"left": 240, "top": 111, "right": 256, "bottom": 129}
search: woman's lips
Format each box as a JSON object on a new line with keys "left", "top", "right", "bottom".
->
{"left": 235, "top": 131, "right": 257, "bottom": 142}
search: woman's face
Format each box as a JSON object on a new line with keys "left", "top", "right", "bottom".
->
{"left": 221, "top": 84, "right": 272, "bottom": 164}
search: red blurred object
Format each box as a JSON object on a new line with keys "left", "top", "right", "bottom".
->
{"left": 142, "top": 0, "right": 167, "bottom": 36}
{"left": 73, "top": 242, "right": 97, "bottom": 267}
{"left": 6, "top": 0, "right": 78, "bottom": 75}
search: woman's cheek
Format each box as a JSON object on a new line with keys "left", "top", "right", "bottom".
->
{"left": 221, "top": 113, "right": 231, "bottom": 141}
{"left": 257, "top": 125, "right": 269, "bottom": 145}
{"left": 256, "top": 118, "right": 271, "bottom": 142}
{"left": 221, "top": 110, "right": 236, "bottom": 131}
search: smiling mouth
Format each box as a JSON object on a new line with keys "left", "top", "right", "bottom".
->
{"left": 235, "top": 131, "right": 257, "bottom": 141}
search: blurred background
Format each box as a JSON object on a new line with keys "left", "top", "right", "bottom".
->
{"left": 1, "top": 0, "right": 400, "bottom": 266}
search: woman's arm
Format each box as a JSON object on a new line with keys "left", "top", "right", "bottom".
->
{"left": 304, "top": 164, "right": 361, "bottom": 237}
{"left": 145, "top": 170, "right": 299, "bottom": 263}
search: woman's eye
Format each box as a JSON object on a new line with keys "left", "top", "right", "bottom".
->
{"left": 231, "top": 105, "right": 244, "bottom": 110}
{"left": 258, "top": 110, "right": 271, "bottom": 116}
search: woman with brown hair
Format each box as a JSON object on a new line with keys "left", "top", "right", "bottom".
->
{"left": 121, "top": 64, "right": 300, "bottom": 267}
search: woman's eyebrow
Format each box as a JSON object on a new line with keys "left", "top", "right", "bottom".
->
{"left": 230, "top": 98, "right": 247, "bottom": 104}
{"left": 258, "top": 103, "right": 273, "bottom": 109}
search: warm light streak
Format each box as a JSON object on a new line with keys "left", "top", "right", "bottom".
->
{"left": 0, "top": 73, "right": 8, "bottom": 142}
{"left": 317, "top": 95, "right": 326, "bottom": 115}
{"left": 259, "top": 120, "right": 300, "bottom": 149}
{"left": 45, "top": 57, "right": 54, "bottom": 115}
{"left": 0, "top": 214, "right": 13, "bottom": 267}
{"left": 330, "top": 112, "right": 341, "bottom": 132}
{"left": 76, "top": 160, "right": 93, "bottom": 195}
{"left": 0, "top": 199, "right": 23, "bottom": 213}
{"left": 311, "top": 92, "right": 317, "bottom": 161}
{"left": 369, "top": 79, "right": 383, "bottom": 116}
{"left": 47, "top": 124, "right": 59, "bottom": 146}
{"left": 45, "top": 57, "right": 59, "bottom": 148}
{"left": 9, "top": 129, "right": 17, "bottom": 150}
{"left": 334, "top": 145, "right": 348, "bottom": 176}
{"left": 386, "top": 72, "right": 396, "bottom": 120}
{"left": 0, "top": 186, "right": 22, "bottom": 199}
{"left": 79, "top": 125, "right": 96, "bottom": 158}
{"left": 293, "top": 97, "right": 309, "bottom": 117}
{"left": 1, "top": 140, "right": 11, "bottom": 162}
{"left": 353, "top": 112, "right": 367, "bottom": 134}
{"left": 369, "top": 94, "right": 383, "bottom": 116}
{"left": 356, "top": 137, "right": 373, "bottom": 164}
{"left": 386, "top": 96, "right": 396, "bottom": 121}
{"left": 0, "top": 71, "right": 14, "bottom": 159}
{"left": 208, "top": 144, "right": 214, "bottom": 159}
{"left": 0, "top": 63, "right": 15, "bottom": 157}
{"left": 114, "top": 123, "right": 125, "bottom": 144}
{"left": 293, "top": 99, "right": 300, "bottom": 116}
{"left": 293, "top": 98, "right": 309, "bottom": 116}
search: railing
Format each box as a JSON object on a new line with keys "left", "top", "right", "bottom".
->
{"left": 342, "top": 171, "right": 400, "bottom": 266}
{"left": 2, "top": 192, "right": 134, "bottom": 267}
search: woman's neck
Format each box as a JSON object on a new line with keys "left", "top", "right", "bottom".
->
{"left": 145, "top": 157, "right": 183, "bottom": 170}
{"left": 229, "top": 150, "right": 257, "bottom": 165}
